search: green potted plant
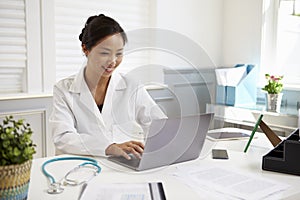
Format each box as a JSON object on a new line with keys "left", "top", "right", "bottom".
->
{"left": 0, "top": 116, "right": 36, "bottom": 200}
{"left": 262, "top": 74, "right": 284, "bottom": 112}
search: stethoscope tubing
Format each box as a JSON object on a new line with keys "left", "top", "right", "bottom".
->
{"left": 41, "top": 156, "right": 101, "bottom": 184}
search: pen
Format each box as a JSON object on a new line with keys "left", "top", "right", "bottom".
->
{"left": 77, "top": 183, "right": 87, "bottom": 200}
{"left": 244, "top": 114, "right": 263, "bottom": 153}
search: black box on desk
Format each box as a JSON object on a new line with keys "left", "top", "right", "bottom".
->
{"left": 262, "top": 129, "right": 300, "bottom": 176}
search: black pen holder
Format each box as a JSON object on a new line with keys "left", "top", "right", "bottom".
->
{"left": 262, "top": 128, "right": 300, "bottom": 176}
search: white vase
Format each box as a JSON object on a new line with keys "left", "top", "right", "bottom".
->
{"left": 265, "top": 93, "right": 283, "bottom": 113}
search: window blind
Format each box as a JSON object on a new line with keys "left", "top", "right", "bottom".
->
{"left": 0, "top": 0, "right": 26, "bottom": 93}
{"left": 54, "top": 0, "right": 152, "bottom": 81}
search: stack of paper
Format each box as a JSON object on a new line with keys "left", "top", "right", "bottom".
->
{"left": 215, "top": 67, "right": 247, "bottom": 87}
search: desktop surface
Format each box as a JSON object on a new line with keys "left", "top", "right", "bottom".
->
{"left": 28, "top": 130, "right": 300, "bottom": 200}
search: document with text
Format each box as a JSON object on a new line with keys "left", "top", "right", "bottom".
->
{"left": 172, "top": 165, "right": 290, "bottom": 200}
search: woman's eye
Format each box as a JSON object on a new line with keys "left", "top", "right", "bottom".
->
{"left": 100, "top": 52, "right": 109, "bottom": 55}
{"left": 116, "top": 53, "right": 123, "bottom": 57}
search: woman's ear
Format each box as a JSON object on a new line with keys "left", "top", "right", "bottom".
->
{"left": 82, "top": 44, "right": 89, "bottom": 56}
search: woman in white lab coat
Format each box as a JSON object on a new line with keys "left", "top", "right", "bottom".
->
{"left": 50, "top": 14, "right": 166, "bottom": 160}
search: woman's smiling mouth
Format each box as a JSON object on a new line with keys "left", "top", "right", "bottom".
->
{"left": 102, "top": 65, "right": 114, "bottom": 73}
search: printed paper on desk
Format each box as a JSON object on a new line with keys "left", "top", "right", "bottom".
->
{"left": 173, "top": 165, "right": 290, "bottom": 200}
{"left": 215, "top": 66, "right": 247, "bottom": 87}
{"left": 79, "top": 179, "right": 166, "bottom": 200}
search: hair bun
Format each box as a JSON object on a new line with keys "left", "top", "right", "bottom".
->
{"left": 85, "top": 15, "right": 97, "bottom": 26}
{"left": 79, "top": 27, "right": 85, "bottom": 41}
{"left": 79, "top": 14, "right": 107, "bottom": 41}
{"left": 79, "top": 14, "right": 127, "bottom": 49}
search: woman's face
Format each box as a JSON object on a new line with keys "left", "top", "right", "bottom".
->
{"left": 85, "top": 33, "right": 124, "bottom": 77}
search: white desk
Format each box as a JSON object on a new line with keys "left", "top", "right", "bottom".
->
{"left": 28, "top": 131, "right": 300, "bottom": 200}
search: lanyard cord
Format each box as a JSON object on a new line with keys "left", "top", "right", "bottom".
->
{"left": 41, "top": 156, "right": 101, "bottom": 184}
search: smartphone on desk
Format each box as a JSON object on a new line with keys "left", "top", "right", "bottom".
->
{"left": 212, "top": 149, "right": 229, "bottom": 159}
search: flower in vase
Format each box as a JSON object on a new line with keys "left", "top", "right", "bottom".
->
{"left": 262, "top": 74, "right": 284, "bottom": 94}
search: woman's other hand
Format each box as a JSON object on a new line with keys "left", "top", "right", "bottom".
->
{"left": 105, "top": 141, "right": 144, "bottom": 160}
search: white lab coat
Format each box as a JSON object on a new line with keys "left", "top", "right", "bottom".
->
{"left": 50, "top": 66, "right": 166, "bottom": 156}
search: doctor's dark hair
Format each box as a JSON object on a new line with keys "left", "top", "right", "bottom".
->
{"left": 79, "top": 14, "right": 127, "bottom": 50}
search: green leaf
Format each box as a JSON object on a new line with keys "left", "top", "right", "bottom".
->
{"left": 0, "top": 133, "right": 6, "bottom": 140}
{"left": 0, "top": 115, "right": 36, "bottom": 166}
{"left": 3, "top": 140, "right": 10, "bottom": 148}
{"left": 13, "top": 147, "right": 21, "bottom": 156}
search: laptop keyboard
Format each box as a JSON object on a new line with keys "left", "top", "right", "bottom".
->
{"left": 109, "top": 154, "right": 141, "bottom": 168}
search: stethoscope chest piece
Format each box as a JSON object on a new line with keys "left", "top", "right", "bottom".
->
{"left": 47, "top": 183, "right": 64, "bottom": 194}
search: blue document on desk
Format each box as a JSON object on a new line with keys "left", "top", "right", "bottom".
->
{"left": 79, "top": 181, "right": 166, "bottom": 200}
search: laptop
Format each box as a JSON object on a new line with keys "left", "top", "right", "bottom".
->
{"left": 107, "top": 113, "right": 214, "bottom": 171}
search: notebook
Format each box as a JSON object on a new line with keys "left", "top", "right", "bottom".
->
{"left": 107, "top": 113, "right": 213, "bottom": 171}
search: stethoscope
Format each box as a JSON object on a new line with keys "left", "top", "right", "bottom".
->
{"left": 41, "top": 156, "right": 101, "bottom": 194}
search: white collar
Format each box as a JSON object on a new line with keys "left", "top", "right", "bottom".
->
{"left": 68, "top": 66, "right": 127, "bottom": 94}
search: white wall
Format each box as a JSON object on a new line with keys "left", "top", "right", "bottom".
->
{"left": 154, "top": 0, "right": 224, "bottom": 68}
{"left": 222, "top": 0, "right": 263, "bottom": 67}
{"left": 154, "top": 0, "right": 264, "bottom": 68}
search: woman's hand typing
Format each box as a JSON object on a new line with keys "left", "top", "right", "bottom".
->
{"left": 105, "top": 141, "right": 144, "bottom": 160}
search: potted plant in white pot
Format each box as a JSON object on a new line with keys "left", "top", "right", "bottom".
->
{"left": 0, "top": 116, "right": 36, "bottom": 200}
{"left": 262, "top": 74, "right": 284, "bottom": 112}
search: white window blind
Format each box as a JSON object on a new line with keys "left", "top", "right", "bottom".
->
{"left": 0, "top": 0, "right": 26, "bottom": 93}
{"left": 54, "top": 0, "right": 152, "bottom": 81}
